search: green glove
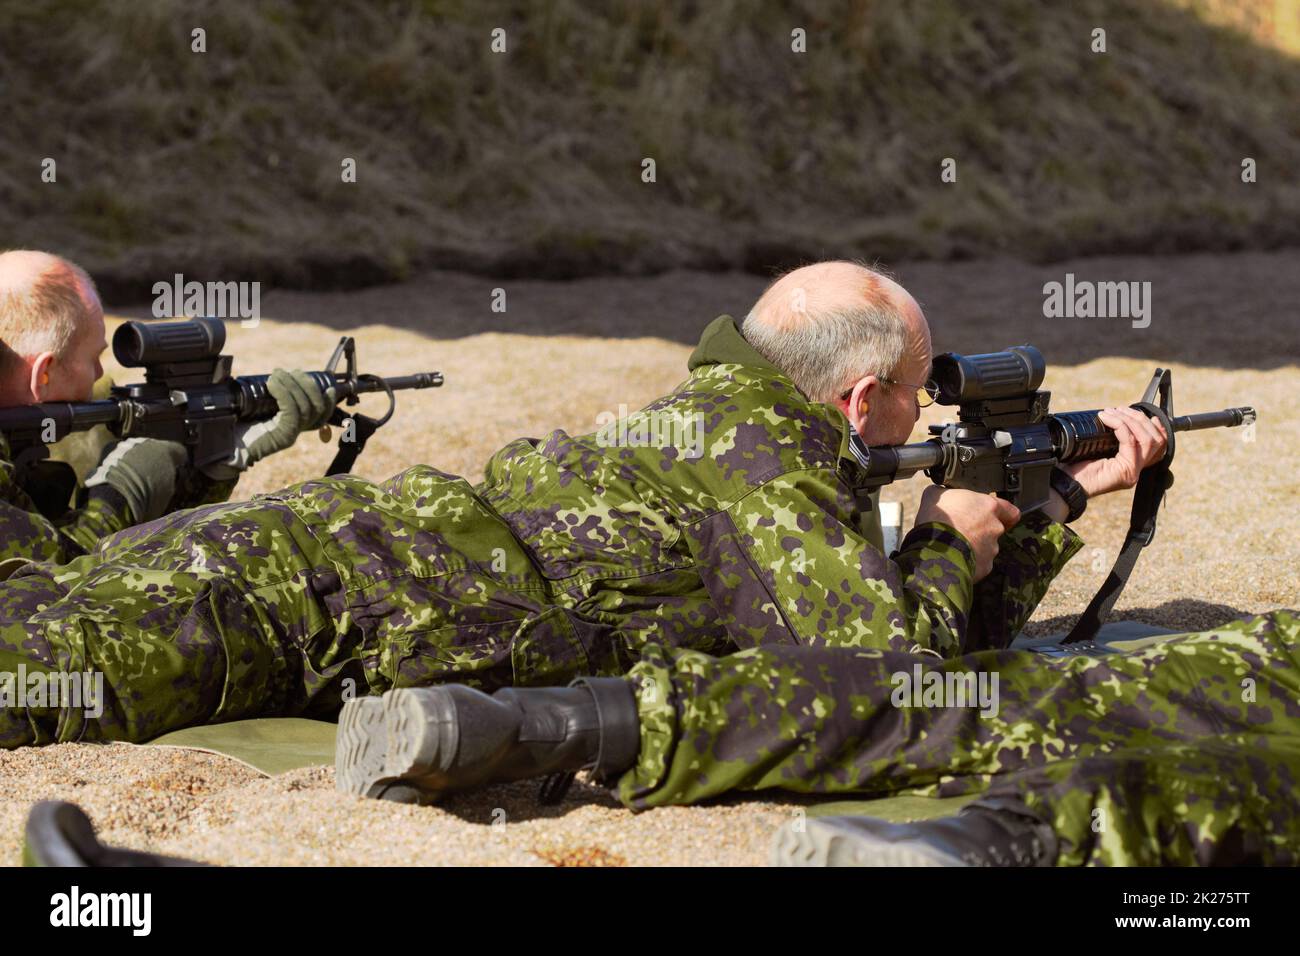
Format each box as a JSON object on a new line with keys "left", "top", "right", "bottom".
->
{"left": 84, "top": 438, "right": 188, "bottom": 523}
{"left": 202, "top": 369, "right": 336, "bottom": 480}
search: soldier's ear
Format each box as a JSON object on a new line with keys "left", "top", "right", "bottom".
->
{"left": 846, "top": 376, "right": 879, "bottom": 436}
{"left": 30, "top": 352, "right": 55, "bottom": 402}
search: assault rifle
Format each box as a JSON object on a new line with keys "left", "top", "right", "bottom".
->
{"left": 849, "top": 346, "right": 1255, "bottom": 644}
{"left": 0, "top": 317, "right": 443, "bottom": 514}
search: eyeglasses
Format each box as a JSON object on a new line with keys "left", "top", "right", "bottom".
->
{"left": 840, "top": 377, "right": 940, "bottom": 408}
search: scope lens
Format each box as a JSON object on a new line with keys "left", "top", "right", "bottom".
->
{"left": 111, "top": 323, "right": 147, "bottom": 366}
{"left": 930, "top": 355, "right": 965, "bottom": 405}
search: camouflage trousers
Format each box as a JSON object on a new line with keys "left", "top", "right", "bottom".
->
{"left": 0, "top": 470, "right": 633, "bottom": 748}
{"left": 616, "top": 610, "right": 1300, "bottom": 865}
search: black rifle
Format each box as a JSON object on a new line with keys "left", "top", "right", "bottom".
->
{"left": 849, "top": 346, "right": 1255, "bottom": 643}
{"left": 0, "top": 317, "right": 443, "bottom": 514}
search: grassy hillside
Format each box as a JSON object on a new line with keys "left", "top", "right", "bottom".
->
{"left": 1, "top": 0, "right": 1298, "bottom": 297}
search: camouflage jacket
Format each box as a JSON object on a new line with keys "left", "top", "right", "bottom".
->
{"left": 0, "top": 431, "right": 236, "bottom": 566}
{"left": 0, "top": 431, "right": 138, "bottom": 565}
{"left": 475, "top": 315, "right": 1082, "bottom": 659}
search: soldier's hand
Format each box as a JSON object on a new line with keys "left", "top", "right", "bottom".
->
{"left": 202, "top": 369, "right": 337, "bottom": 479}
{"left": 1062, "top": 406, "right": 1167, "bottom": 498}
{"left": 274, "top": 368, "right": 337, "bottom": 434}
{"left": 85, "top": 437, "right": 188, "bottom": 523}
{"left": 915, "top": 486, "right": 1020, "bottom": 582}
{"left": 262, "top": 368, "right": 337, "bottom": 440}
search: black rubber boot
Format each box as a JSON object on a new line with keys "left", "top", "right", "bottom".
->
{"left": 336, "top": 677, "right": 640, "bottom": 804}
{"left": 23, "top": 801, "right": 206, "bottom": 867}
{"left": 770, "top": 805, "right": 1059, "bottom": 867}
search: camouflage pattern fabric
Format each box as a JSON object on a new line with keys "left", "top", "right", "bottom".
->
{"left": 0, "top": 431, "right": 236, "bottom": 566}
{"left": 1, "top": 431, "right": 139, "bottom": 565}
{"left": 615, "top": 609, "right": 1300, "bottom": 864}
{"left": 968, "top": 736, "right": 1300, "bottom": 865}
{"left": 0, "top": 316, "right": 1075, "bottom": 746}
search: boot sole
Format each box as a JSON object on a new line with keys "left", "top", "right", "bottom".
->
{"left": 336, "top": 688, "right": 458, "bottom": 803}
{"left": 335, "top": 695, "right": 387, "bottom": 798}
{"left": 769, "top": 820, "right": 964, "bottom": 867}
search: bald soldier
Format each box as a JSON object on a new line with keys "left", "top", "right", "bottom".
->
{"left": 0, "top": 250, "right": 336, "bottom": 565}
{"left": 0, "top": 260, "right": 1162, "bottom": 747}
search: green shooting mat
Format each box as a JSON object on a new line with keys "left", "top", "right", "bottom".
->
{"left": 144, "top": 717, "right": 338, "bottom": 776}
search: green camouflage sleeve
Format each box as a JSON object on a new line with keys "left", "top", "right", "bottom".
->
{"left": 49, "top": 486, "right": 139, "bottom": 555}
{"left": 963, "top": 509, "right": 1084, "bottom": 652}
{"left": 726, "top": 468, "right": 979, "bottom": 655}
{"left": 0, "top": 434, "right": 136, "bottom": 563}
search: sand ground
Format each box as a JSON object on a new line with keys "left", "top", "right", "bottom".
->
{"left": 3, "top": 250, "right": 1297, "bottom": 865}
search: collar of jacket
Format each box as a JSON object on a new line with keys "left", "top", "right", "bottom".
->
{"left": 688, "top": 314, "right": 862, "bottom": 470}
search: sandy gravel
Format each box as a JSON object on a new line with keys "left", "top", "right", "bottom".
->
{"left": 0, "top": 745, "right": 799, "bottom": 866}
{"left": 4, "top": 250, "right": 1298, "bottom": 865}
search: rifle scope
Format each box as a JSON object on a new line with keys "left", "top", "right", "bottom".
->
{"left": 113, "top": 317, "right": 226, "bottom": 368}
{"left": 931, "top": 346, "right": 1046, "bottom": 405}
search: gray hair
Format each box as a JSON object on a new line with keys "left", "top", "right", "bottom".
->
{"left": 741, "top": 297, "right": 908, "bottom": 403}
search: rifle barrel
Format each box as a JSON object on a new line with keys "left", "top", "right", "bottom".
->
{"left": 336, "top": 371, "right": 445, "bottom": 398}
{"left": 1171, "top": 406, "right": 1255, "bottom": 432}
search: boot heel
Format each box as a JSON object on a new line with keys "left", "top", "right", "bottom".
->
{"left": 382, "top": 687, "right": 459, "bottom": 782}
{"left": 335, "top": 696, "right": 388, "bottom": 797}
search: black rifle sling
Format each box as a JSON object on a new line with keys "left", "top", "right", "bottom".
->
{"left": 1062, "top": 369, "right": 1176, "bottom": 644}
{"left": 325, "top": 410, "right": 380, "bottom": 477}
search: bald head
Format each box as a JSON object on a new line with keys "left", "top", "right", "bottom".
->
{"left": 0, "top": 250, "right": 99, "bottom": 351}
{"left": 742, "top": 261, "right": 932, "bottom": 403}
{"left": 0, "top": 250, "right": 106, "bottom": 404}
{"left": 0, "top": 250, "right": 66, "bottom": 292}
